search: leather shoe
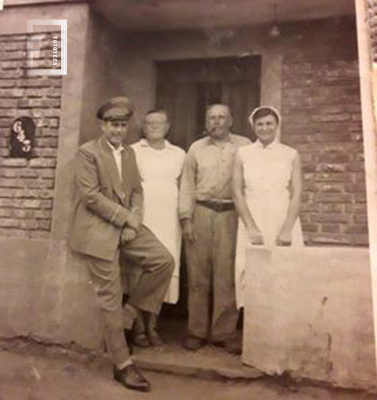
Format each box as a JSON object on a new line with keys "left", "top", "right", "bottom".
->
{"left": 184, "top": 336, "right": 204, "bottom": 351}
{"left": 113, "top": 364, "right": 151, "bottom": 392}
{"left": 132, "top": 333, "right": 150, "bottom": 348}
{"left": 212, "top": 338, "right": 242, "bottom": 355}
{"left": 148, "top": 328, "right": 163, "bottom": 347}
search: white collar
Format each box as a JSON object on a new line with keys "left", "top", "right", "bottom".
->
{"left": 139, "top": 138, "right": 174, "bottom": 150}
{"left": 255, "top": 139, "right": 279, "bottom": 150}
{"left": 107, "top": 140, "right": 124, "bottom": 153}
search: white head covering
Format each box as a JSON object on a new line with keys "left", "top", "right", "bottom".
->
{"left": 248, "top": 106, "right": 282, "bottom": 142}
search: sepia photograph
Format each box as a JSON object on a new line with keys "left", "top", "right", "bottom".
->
{"left": 0, "top": 0, "right": 377, "bottom": 399}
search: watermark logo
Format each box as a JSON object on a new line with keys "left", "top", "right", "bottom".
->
{"left": 27, "top": 19, "right": 67, "bottom": 76}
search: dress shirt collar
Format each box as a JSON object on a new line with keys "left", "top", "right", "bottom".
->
{"left": 106, "top": 140, "right": 124, "bottom": 153}
{"left": 255, "top": 138, "right": 279, "bottom": 150}
{"left": 207, "top": 132, "right": 234, "bottom": 146}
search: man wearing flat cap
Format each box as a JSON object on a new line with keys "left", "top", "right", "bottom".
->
{"left": 69, "top": 96, "right": 174, "bottom": 393}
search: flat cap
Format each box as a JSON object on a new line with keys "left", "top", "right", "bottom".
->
{"left": 96, "top": 96, "right": 134, "bottom": 121}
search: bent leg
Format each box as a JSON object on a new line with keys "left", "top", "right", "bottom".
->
{"left": 121, "top": 226, "right": 174, "bottom": 315}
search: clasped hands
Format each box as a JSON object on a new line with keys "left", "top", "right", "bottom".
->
{"left": 121, "top": 208, "right": 142, "bottom": 244}
{"left": 246, "top": 225, "right": 292, "bottom": 246}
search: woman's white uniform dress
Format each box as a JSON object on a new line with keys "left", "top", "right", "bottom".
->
{"left": 234, "top": 138, "right": 304, "bottom": 308}
{"left": 131, "top": 139, "right": 185, "bottom": 304}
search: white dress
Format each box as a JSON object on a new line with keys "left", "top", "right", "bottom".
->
{"left": 235, "top": 140, "right": 304, "bottom": 308}
{"left": 131, "top": 139, "right": 186, "bottom": 304}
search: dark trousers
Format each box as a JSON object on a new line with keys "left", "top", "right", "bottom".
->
{"left": 185, "top": 204, "right": 239, "bottom": 341}
{"left": 86, "top": 226, "right": 174, "bottom": 364}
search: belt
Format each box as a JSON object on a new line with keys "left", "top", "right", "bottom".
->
{"left": 197, "top": 199, "right": 235, "bottom": 212}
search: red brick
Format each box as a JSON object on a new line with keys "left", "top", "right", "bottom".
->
{"left": 351, "top": 234, "right": 369, "bottom": 246}
{"left": 0, "top": 228, "right": 30, "bottom": 238}
{"left": 318, "top": 153, "right": 350, "bottom": 163}
{"left": 39, "top": 189, "right": 54, "bottom": 199}
{"left": 16, "top": 78, "right": 52, "bottom": 88}
{"left": 29, "top": 159, "right": 56, "bottom": 168}
{"left": 321, "top": 183, "right": 344, "bottom": 193}
{"left": 19, "top": 219, "right": 39, "bottom": 229}
{"left": 314, "top": 193, "right": 353, "bottom": 203}
{"left": 46, "top": 88, "right": 62, "bottom": 98}
{"left": 354, "top": 193, "right": 367, "bottom": 203}
{"left": 29, "top": 231, "right": 49, "bottom": 239}
{"left": 311, "top": 213, "right": 351, "bottom": 223}
{"left": 34, "top": 210, "right": 51, "bottom": 219}
{"left": 354, "top": 214, "right": 368, "bottom": 224}
{"left": 345, "top": 163, "right": 366, "bottom": 172}
{"left": 321, "top": 204, "right": 345, "bottom": 213}
{"left": 344, "top": 225, "right": 368, "bottom": 234}
{"left": 34, "top": 148, "right": 57, "bottom": 158}
{"left": 0, "top": 99, "right": 17, "bottom": 108}
{"left": 41, "top": 128, "right": 59, "bottom": 137}
{"left": 0, "top": 51, "right": 27, "bottom": 60}
{"left": 48, "top": 118, "right": 60, "bottom": 128}
{"left": 0, "top": 88, "right": 24, "bottom": 98}
{"left": 35, "top": 138, "right": 58, "bottom": 148}
{"left": 0, "top": 218, "right": 19, "bottom": 228}
{"left": 38, "top": 220, "right": 51, "bottom": 230}
{"left": 310, "top": 233, "right": 351, "bottom": 245}
{"left": 0, "top": 80, "right": 16, "bottom": 88}
{"left": 312, "top": 114, "right": 350, "bottom": 122}
{"left": 17, "top": 169, "right": 40, "bottom": 178}
{"left": 0, "top": 209, "right": 13, "bottom": 217}
{"left": 11, "top": 209, "right": 36, "bottom": 218}
{"left": 321, "top": 224, "right": 341, "bottom": 233}
{"left": 315, "top": 172, "right": 353, "bottom": 182}
{"left": 0, "top": 158, "right": 28, "bottom": 167}
{"left": 18, "top": 199, "right": 42, "bottom": 209}
{"left": 0, "top": 199, "right": 15, "bottom": 207}
{"left": 345, "top": 204, "right": 368, "bottom": 213}
{"left": 345, "top": 183, "right": 366, "bottom": 193}
{"left": 0, "top": 169, "right": 17, "bottom": 178}
{"left": 318, "top": 164, "right": 346, "bottom": 173}
{"left": 0, "top": 109, "right": 16, "bottom": 118}
{"left": 301, "top": 223, "right": 319, "bottom": 232}
{"left": 0, "top": 71, "right": 24, "bottom": 79}
{"left": 41, "top": 200, "right": 53, "bottom": 209}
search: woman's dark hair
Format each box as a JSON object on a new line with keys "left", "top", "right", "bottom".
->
{"left": 251, "top": 107, "right": 279, "bottom": 125}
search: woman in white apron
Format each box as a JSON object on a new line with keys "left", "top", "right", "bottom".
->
{"left": 233, "top": 106, "right": 304, "bottom": 309}
{"left": 129, "top": 109, "right": 185, "bottom": 347}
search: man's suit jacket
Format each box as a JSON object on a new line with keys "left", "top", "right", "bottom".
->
{"left": 69, "top": 135, "right": 143, "bottom": 261}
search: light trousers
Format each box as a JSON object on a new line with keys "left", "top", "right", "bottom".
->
{"left": 185, "top": 204, "right": 239, "bottom": 341}
{"left": 86, "top": 226, "right": 174, "bottom": 364}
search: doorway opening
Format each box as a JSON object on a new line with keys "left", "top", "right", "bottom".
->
{"left": 155, "top": 55, "right": 261, "bottom": 324}
{"left": 155, "top": 55, "right": 261, "bottom": 150}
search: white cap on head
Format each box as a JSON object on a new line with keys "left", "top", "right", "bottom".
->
{"left": 248, "top": 106, "right": 281, "bottom": 129}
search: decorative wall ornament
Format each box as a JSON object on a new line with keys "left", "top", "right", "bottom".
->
{"left": 9, "top": 117, "right": 36, "bottom": 159}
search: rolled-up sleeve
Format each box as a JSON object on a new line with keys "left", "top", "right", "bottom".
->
{"left": 179, "top": 146, "right": 197, "bottom": 221}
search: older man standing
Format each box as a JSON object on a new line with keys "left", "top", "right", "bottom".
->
{"left": 69, "top": 97, "right": 174, "bottom": 392}
{"left": 179, "top": 104, "right": 251, "bottom": 353}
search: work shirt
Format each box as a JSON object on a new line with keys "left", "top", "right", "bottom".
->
{"left": 179, "top": 133, "right": 251, "bottom": 220}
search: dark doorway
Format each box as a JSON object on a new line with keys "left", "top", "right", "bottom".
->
{"left": 155, "top": 55, "right": 261, "bottom": 150}
{"left": 155, "top": 56, "right": 261, "bottom": 321}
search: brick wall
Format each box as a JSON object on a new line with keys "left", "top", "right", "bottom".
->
{"left": 281, "top": 22, "right": 367, "bottom": 246}
{"left": 367, "top": 0, "right": 377, "bottom": 61}
{"left": 0, "top": 33, "right": 62, "bottom": 238}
